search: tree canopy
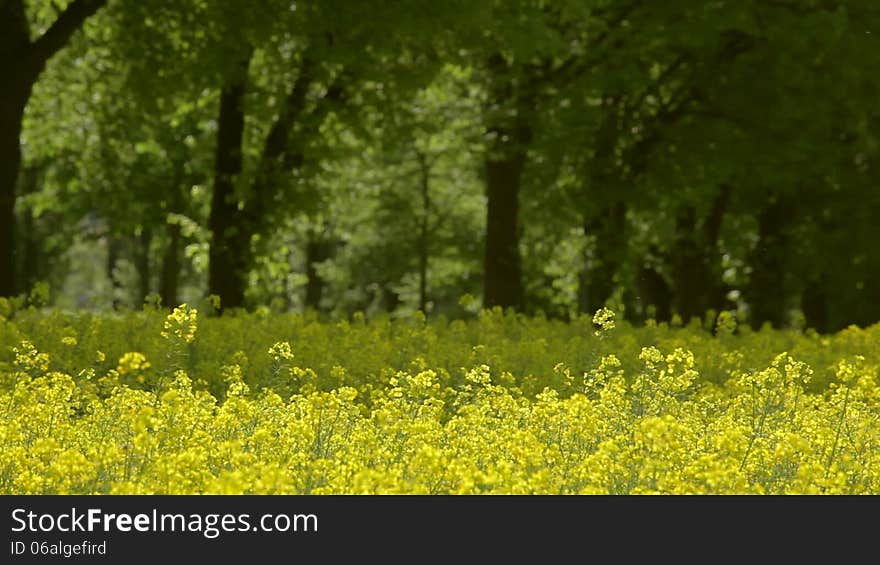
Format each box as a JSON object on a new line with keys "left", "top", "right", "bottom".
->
{"left": 2, "top": 0, "right": 879, "bottom": 332}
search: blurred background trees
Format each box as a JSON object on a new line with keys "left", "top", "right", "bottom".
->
{"left": 4, "top": 0, "right": 879, "bottom": 332}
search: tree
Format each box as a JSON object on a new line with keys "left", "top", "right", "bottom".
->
{"left": 310, "top": 65, "right": 484, "bottom": 317}
{"left": 20, "top": 20, "right": 216, "bottom": 309}
{"left": 0, "top": 0, "right": 108, "bottom": 297}
{"left": 201, "top": 1, "right": 477, "bottom": 310}
{"left": 470, "top": 1, "right": 593, "bottom": 311}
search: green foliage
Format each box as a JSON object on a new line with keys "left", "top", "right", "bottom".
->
{"left": 6, "top": 0, "right": 880, "bottom": 331}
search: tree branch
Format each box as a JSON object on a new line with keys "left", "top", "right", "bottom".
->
{"left": 549, "top": 0, "right": 642, "bottom": 83}
{"left": 29, "top": 0, "right": 107, "bottom": 69}
{"left": 245, "top": 52, "right": 316, "bottom": 232}
{"left": 622, "top": 54, "right": 689, "bottom": 128}
{"left": 0, "top": 0, "right": 31, "bottom": 57}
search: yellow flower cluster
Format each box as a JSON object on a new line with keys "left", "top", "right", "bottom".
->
{"left": 592, "top": 307, "right": 616, "bottom": 336}
{"left": 2, "top": 320, "right": 880, "bottom": 494}
{"left": 268, "top": 341, "right": 295, "bottom": 362}
{"left": 116, "top": 352, "right": 151, "bottom": 376}
{"left": 160, "top": 304, "right": 198, "bottom": 344}
{"left": 13, "top": 340, "right": 50, "bottom": 374}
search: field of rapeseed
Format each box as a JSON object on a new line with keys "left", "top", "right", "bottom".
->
{"left": 2, "top": 300, "right": 880, "bottom": 494}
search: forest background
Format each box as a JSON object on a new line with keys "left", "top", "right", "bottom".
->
{"left": 2, "top": 0, "right": 879, "bottom": 333}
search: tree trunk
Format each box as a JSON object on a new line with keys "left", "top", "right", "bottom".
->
{"left": 0, "top": 0, "right": 108, "bottom": 298}
{"left": 304, "top": 234, "right": 331, "bottom": 311}
{"left": 15, "top": 164, "right": 41, "bottom": 294}
{"left": 208, "top": 49, "right": 324, "bottom": 312}
{"left": 416, "top": 151, "right": 431, "bottom": 313}
{"left": 670, "top": 185, "right": 732, "bottom": 323}
{"left": 483, "top": 150, "right": 526, "bottom": 310}
{"left": 133, "top": 227, "right": 152, "bottom": 306}
{"left": 702, "top": 184, "right": 732, "bottom": 315}
{"left": 670, "top": 206, "right": 708, "bottom": 322}
{"left": 19, "top": 201, "right": 37, "bottom": 295}
{"left": 801, "top": 279, "right": 829, "bottom": 333}
{"left": 160, "top": 220, "right": 182, "bottom": 308}
{"left": 0, "top": 93, "right": 27, "bottom": 298}
{"left": 635, "top": 261, "right": 672, "bottom": 322}
{"left": 580, "top": 201, "right": 627, "bottom": 314}
{"left": 0, "top": 1, "right": 32, "bottom": 297}
{"left": 578, "top": 96, "right": 626, "bottom": 315}
{"left": 106, "top": 235, "right": 123, "bottom": 310}
{"left": 482, "top": 55, "right": 531, "bottom": 311}
{"left": 382, "top": 284, "right": 400, "bottom": 313}
{"left": 208, "top": 53, "right": 252, "bottom": 311}
{"left": 746, "top": 198, "right": 791, "bottom": 329}
{"left": 245, "top": 55, "right": 314, "bottom": 238}
{"left": 159, "top": 175, "right": 185, "bottom": 308}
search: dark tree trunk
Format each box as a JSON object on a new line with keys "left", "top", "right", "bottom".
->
{"left": 0, "top": 0, "right": 107, "bottom": 298}
{"left": 670, "top": 185, "right": 732, "bottom": 323}
{"left": 670, "top": 206, "right": 709, "bottom": 322}
{"left": 801, "top": 279, "right": 829, "bottom": 333}
{"left": 862, "top": 267, "right": 880, "bottom": 330}
{"left": 15, "top": 164, "right": 41, "bottom": 294}
{"left": 416, "top": 151, "right": 431, "bottom": 313}
{"left": 703, "top": 184, "right": 733, "bottom": 312}
{"left": 208, "top": 54, "right": 252, "bottom": 311}
{"left": 482, "top": 55, "right": 531, "bottom": 311}
{"left": 382, "top": 284, "right": 400, "bottom": 313}
{"left": 0, "top": 1, "right": 33, "bottom": 297}
{"left": 0, "top": 93, "right": 27, "bottom": 298}
{"left": 304, "top": 235, "right": 331, "bottom": 311}
{"left": 159, "top": 175, "right": 185, "bottom": 308}
{"left": 579, "top": 201, "right": 627, "bottom": 314}
{"left": 134, "top": 227, "right": 152, "bottom": 306}
{"left": 106, "top": 236, "right": 123, "bottom": 310}
{"left": 245, "top": 56, "right": 314, "bottom": 238}
{"left": 578, "top": 96, "right": 626, "bottom": 315}
{"left": 484, "top": 150, "right": 526, "bottom": 310}
{"left": 636, "top": 262, "right": 673, "bottom": 322}
{"left": 19, "top": 202, "right": 37, "bottom": 294}
{"left": 746, "top": 198, "right": 791, "bottom": 329}
{"left": 160, "top": 220, "right": 181, "bottom": 308}
{"left": 279, "top": 247, "right": 294, "bottom": 312}
{"left": 208, "top": 50, "right": 325, "bottom": 311}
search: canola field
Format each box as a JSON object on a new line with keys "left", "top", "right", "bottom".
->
{"left": 2, "top": 302, "right": 880, "bottom": 494}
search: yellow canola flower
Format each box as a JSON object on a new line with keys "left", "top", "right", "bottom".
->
{"left": 161, "top": 303, "right": 198, "bottom": 344}
{"left": 13, "top": 340, "right": 50, "bottom": 373}
{"left": 268, "top": 341, "right": 295, "bottom": 361}
{"left": 2, "top": 312, "right": 880, "bottom": 495}
{"left": 592, "top": 307, "right": 616, "bottom": 336}
{"left": 116, "top": 352, "right": 151, "bottom": 375}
